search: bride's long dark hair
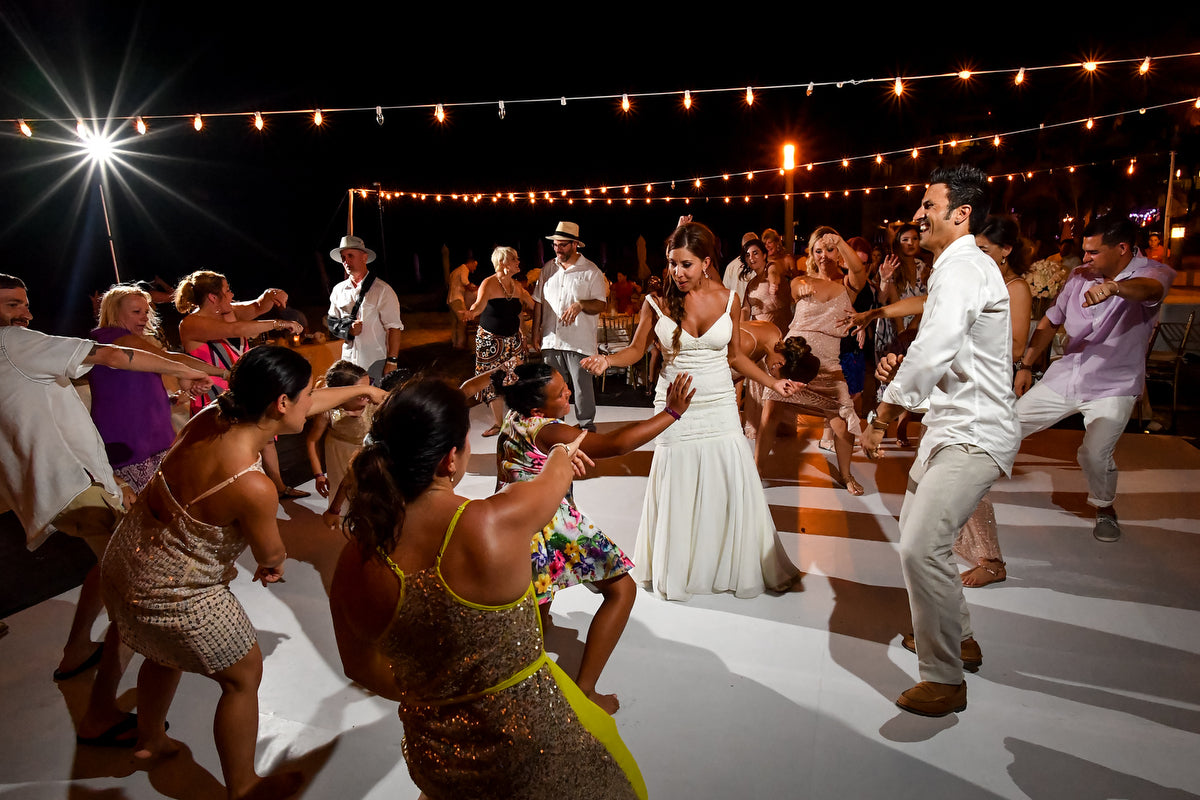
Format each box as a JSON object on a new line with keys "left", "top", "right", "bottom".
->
{"left": 662, "top": 222, "right": 721, "bottom": 356}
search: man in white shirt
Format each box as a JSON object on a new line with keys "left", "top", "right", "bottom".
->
{"left": 0, "top": 273, "right": 209, "bottom": 742}
{"left": 864, "top": 166, "right": 1020, "bottom": 717}
{"left": 326, "top": 235, "right": 404, "bottom": 381}
{"left": 532, "top": 222, "right": 607, "bottom": 431}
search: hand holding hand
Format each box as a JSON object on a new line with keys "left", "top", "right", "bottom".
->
{"left": 580, "top": 354, "right": 609, "bottom": 376}
{"left": 665, "top": 372, "right": 696, "bottom": 417}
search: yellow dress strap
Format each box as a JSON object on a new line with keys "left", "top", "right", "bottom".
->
{"left": 435, "top": 500, "right": 472, "bottom": 566}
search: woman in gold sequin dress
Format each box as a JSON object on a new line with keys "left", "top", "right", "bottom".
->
{"left": 329, "top": 379, "right": 646, "bottom": 800}
{"left": 102, "top": 347, "right": 386, "bottom": 800}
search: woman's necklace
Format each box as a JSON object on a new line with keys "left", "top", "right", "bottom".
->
{"left": 500, "top": 276, "right": 514, "bottom": 298}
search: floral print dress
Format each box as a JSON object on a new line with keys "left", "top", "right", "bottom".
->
{"left": 496, "top": 410, "right": 634, "bottom": 604}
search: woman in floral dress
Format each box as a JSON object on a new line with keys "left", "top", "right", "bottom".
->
{"left": 494, "top": 362, "right": 693, "bottom": 713}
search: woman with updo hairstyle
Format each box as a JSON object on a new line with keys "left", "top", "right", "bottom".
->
{"left": 329, "top": 379, "right": 647, "bottom": 799}
{"left": 101, "top": 346, "right": 386, "bottom": 799}
{"left": 581, "top": 219, "right": 800, "bottom": 601}
{"left": 492, "top": 360, "right": 694, "bottom": 713}
{"left": 89, "top": 284, "right": 225, "bottom": 492}
{"left": 467, "top": 246, "right": 536, "bottom": 436}
{"left": 756, "top": 225, "right": 868, "bottom": 496}
{"left": 175, "top": 269, "right": 309, "bottom": 498}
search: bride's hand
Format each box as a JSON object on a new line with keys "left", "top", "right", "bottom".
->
{"left": 580, "top": 354, "right": 609, "bottom": 376}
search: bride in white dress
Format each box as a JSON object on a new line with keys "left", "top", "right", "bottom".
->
{"left": 583, "top": 221, "right": 800, "bottom": 600}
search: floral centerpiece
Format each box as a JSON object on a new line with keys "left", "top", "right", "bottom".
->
{"left": 1025, "top": 258, "right": 1070, "bottom": 300}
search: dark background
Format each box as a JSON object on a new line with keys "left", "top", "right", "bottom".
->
{"left": 2, "top": 2, "right": 1198, "bottom": 333}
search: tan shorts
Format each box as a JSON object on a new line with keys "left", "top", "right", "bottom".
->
{"left": 50, "top": 483, "right": 123, "bottom": 560}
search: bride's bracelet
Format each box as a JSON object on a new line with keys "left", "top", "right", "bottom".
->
{"left": 549, "top": 442, "right": 572, "bottom": 458}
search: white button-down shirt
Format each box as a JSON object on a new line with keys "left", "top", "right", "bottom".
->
{"left": 534, "top": 254, "right": 606, "bottom": 355}
{"left": 882, "top": 235, "right": 1020, "bottom": 475}
{"left": 327, "top": 273, "right": 404, "bottom": 371}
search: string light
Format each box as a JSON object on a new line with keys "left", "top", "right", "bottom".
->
{"left": 842, "top": 158, "right": 849, "bottom": 167}
{"left": 76, "top": 120, "right": 88, "bottom": 139}
{"left": 376, "top": 105, "right": 385, "bottom": 125}
{"left": 806, "top": 82, "right": 814, "bottom": 97}
{"left": 621, "top": 94, "right": 630, "bottom": 112}
{"left": 135, "top": 116, "right": 146, "bottom": 135}
{"left": 993, "top": 135, "right": 1001, "bottom": 146}
{"left": 894, "top": 77, "right": 904, "bottom": 96}
{"left": 1140, "top": 57, "right": 1151, "bottom": 74}
{"left": 875, "top": 154, "right": 883, "bottom": 164}
{"left": 683, "top": 89, "right": 692, "bottom": 109}
{"left": 911, "top": 148, "right": 919, "bottom": 158}
{"left": 314, "top": 109, "right": 323, "bottom": 126}
{"left": 18, "top": 119, "right": 31, "bottom": 137}
{"left": 254, "top": 112, "right": 264, "bottom": 130}
{"left": 745, "top": 87, "right": 754, "bottom": 106}
{"left": 958, "top": 70, "right": 972, "bottom": 80}
{"left": 497, "top": 101, "right": 505, "bottom": 120}
{"left": 193, "top": 114, "right": 203, "bottom": 131}
{"left": 1082, "top": 61, "right": 1098, "bottom": 72}
{"left": 1015, "top": 67, "right": 1025, "bottom": 85}
{"left": 1086, "top": 117, "right": 1094, "bottom": 129}
{"left": 434, "top": 104, "right": 445, "bottom": 122}
{"left": 949, "top": 139, "right": 958, "bottom": 147}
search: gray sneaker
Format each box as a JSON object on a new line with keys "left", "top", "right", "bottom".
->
{"left": 1093, "top": 514, "right": 1121, "bottom": 542}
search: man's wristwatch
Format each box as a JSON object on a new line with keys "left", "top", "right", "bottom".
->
{"left": 385, "top": 356, "right": 399, "bottom": 364}
{"left": 1013, "top": 358, "right": 1029, "bottom": 372}
{"left": 866, "top": 410, "right": 890, "bottom": 431}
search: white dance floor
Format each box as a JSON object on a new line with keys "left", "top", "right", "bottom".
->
{"left": 3, "top": 406, "right": 1199, "bottom": 799}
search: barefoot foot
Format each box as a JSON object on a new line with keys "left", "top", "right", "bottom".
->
{"left": 133, "top": 736, "right": 182, "bottom": 762}
{"left": 233, "top": 770, "right": 303, "bottom": 800}
{"left": 585, "top": 690, "right": 620, "bottom": 715}
{"left": 842, "top": 477, "right": 865, "bottom": 496}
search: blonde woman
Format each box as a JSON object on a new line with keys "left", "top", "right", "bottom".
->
{"left": 90, "top": 285, "right": 225, "bottom": 492}
{"left": 468, "top": 246, "right": 535, "bottom": 435}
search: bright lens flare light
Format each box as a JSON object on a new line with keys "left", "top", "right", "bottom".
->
{"left": 83, "top": 133, "right": 115, "bottom": 163}
{"left": 18, "top": 119, "right": 32, "bottom": 137}
{"left": 783, "top": 144, "right": 795, "bottom": 171}
{"left": 135, "top": 116, "right": 146, "bottom": 135}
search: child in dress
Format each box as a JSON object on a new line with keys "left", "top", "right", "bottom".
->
{"left": 305, "top": 361, "right": 372, "bottom": 521}
{"left": 494, "top": 362, "right": 693, "bottom": 713}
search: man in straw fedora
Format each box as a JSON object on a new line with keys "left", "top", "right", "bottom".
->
{"left": 531, "top": 221, "right": 607, "bottom": 431}
{"left": 326, "top": 235, "right": 404, "bottom": 381}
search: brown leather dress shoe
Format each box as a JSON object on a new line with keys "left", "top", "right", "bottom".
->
{"left": 896, "top": 680, "right": 967, "bottom": 717}
{"left": 900, "top": 633, "right": 983, "bottom": 672}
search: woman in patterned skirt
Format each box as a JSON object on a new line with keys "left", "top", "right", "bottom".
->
{"left": 469, "top": 246, "right": 535, "bottom": 436}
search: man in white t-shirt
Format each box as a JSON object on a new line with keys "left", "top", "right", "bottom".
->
{"left": 326, "top": 235, "right": 404, "bottom": 381}
{"left": 532, "top": 222, "right": 607, "bottom": 431}
{"left": 0, "top": 273, "right": 209, "bottom": 742}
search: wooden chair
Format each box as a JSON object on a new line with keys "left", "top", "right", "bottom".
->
{"left": 597, "top": 313, "right": 636, "bottom": 392}
{"left": 1143, "top": 310, "right": 1195, "bottom": 432}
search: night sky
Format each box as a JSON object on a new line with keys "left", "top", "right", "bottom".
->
{"left": 2, "top": 3, "right": 1197, "bottom": 333}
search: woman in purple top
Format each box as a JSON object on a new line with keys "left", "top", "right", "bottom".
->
{"left": 90, "top": 285, "right": 225, "bottom": 492}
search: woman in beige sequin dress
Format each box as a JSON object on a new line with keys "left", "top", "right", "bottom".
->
{"left": 102, "top": 346, "right": 386, "bottom": 800}
{"left": 755, "top": 227, "right": 869, "bottom": 495}
{"left": 329, "top": 379, "right": 646, "bottom": 800}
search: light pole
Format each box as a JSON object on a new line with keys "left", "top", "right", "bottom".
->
{"left": 782, "top": 144, "right": 796, "bottom": 255}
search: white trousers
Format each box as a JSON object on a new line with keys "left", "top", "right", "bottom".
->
{"left": 1015, "top": 382, "right": 1137, "bottom": 508}
{"left": 899, "top": 444, "right": 1002, "bottom": 685}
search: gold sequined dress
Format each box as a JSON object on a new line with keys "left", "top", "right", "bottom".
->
{"left": 377, "top": 501, "right": 646, "bottom": 800}
{"left": 101, "top": 460, "right": 263, "bottom": 674}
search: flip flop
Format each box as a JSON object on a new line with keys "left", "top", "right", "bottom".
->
{"left": 278, "top": 486, "right": 311, "bottom": 499}
{"left": 76, "top": 712, "right": 138, "bottom": 748}
{"left": 482, "top": 424, "right": 502, "bottom": 437}
{"left": 53, "top": 642, "right": 104, "bottom": 681}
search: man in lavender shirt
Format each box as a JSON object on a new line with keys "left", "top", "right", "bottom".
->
{"left": 1014, "top": 215, "right": 1175, "bottom": 543}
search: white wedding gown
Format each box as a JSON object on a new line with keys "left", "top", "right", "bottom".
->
{"left": 635, "top": 294, "right": 797, "bottom": 600}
